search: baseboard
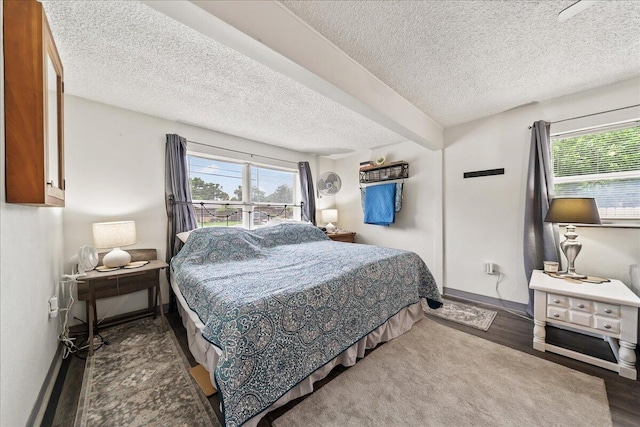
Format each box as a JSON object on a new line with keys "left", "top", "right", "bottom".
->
{"left": 27, "top": 343, "right": 64, "bottom": 427}
{"left": 443, "top": 287, "right": 528, "bottom": 313}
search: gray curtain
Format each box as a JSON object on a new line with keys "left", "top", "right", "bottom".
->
{"left": 165, "top": 134, "right": 197, "bottom": 311}
{"left": 298, "top": 161, "right": 316, "bottom": 225}
{"left": 523, "top": 121, "right": 560, "bottom": 317}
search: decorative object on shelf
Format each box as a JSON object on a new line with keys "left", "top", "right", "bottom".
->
{"left": 374, "top": 156, "right": 386, "bottom": 166}
{"left": 70, "top": 245, "right": 99, "bottom": 276}
{"left": 4, "top": 0, "right": 65, "bottom": 206}
{"left": 544, "top": 197, "right": 601, "bottom": 279}
{"left": 93, "top": 221, "right": 137, "bottom": 268}
{"left": 322, "top": 209, "right": 338, "bottom": 233}
{"left": 359, "top": 161, "right": 409, "bottom": 183}
{"left": 359, "top": 160, "right": 374, "bottom": 170}
{"left": 318, "top": 172, "right": 342, "bottom": 196}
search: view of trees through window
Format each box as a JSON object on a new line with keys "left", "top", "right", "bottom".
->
{"left": 551, "top": 125, "right": 640, "bottom": 219}
{"left": 187, "top": 155, "right": 298, "bottom": 227}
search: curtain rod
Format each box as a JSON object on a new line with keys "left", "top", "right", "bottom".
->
{"left": 186, "top": 139, "right": 299, "bottom": 165}
{"left": 527, "top": 104, "right": 640, "bottom": 129}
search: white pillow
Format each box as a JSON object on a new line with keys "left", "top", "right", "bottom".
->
{"left": 177, "top": 230, "right": 194, "bottom": 243}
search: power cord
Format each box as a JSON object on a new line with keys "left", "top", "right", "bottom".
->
{"left": 493, "top": 273, "right": 533, "bottom": 321}
{"left": 59, "top": 273, "right": 109, "bottom": 359}
{"left": 97, "top": 278, "right": 121, "bottom": 325}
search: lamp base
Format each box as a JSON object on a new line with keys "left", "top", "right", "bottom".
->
{"left": 555, "top": 271, "right": 587, "bottom": 279}
{"left": 102, "top": 247, "right": 131, "bottom": 268}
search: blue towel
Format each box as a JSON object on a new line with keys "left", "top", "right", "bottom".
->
{"left": 361, "top": 183, "right": 403, "bottom": 213}
{"left": 364, "top": 183, "right": 396, "bottom": 226}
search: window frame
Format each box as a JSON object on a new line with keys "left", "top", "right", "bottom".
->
{"left": 549, "top": 120, "right": 640, "bottom": 227}
{"left": 186, "top": 151, "right": 301, "bottom": 229}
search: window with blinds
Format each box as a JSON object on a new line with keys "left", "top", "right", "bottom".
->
{"left": 550, "top": 123, "right": 640, "bottom": 219}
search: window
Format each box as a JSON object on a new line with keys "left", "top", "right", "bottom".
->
{"left": 551, "top": 124, "right": 640, "bottom": 220}
{"left": 187, "top": 154, "right": 299, "bottom": 228}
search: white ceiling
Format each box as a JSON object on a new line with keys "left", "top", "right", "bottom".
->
{"left": 42, "top": 1, "right": 640, "bottom": 155}
{"left": 281, "top": 0, "right": 640, "bottom": 127}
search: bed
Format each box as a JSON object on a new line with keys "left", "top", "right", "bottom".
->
{"left": 171, "top": 223, "right": 442, "bottom": 427}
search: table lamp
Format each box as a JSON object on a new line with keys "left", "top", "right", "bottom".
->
{"left": 322, "top": 209, "right": 338, "bottom": 233}
{"left": 544, "top": 198, "right": 601, "bottom": 279}
{"left": 92, "top": 221, "right": 137, "bottom": 268}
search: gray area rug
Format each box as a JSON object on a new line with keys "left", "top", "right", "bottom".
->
{"left": 273, "top": 318, "right": 611, "bottom": 427}
{"left": 423, "top": 297, "right": 497, "bottom": 331}
{"left": 74, "top": 317, "right": 220, "bottom": 427}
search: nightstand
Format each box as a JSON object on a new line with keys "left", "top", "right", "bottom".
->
{"left": 77, "top": 249, "right": 167, "bottom": 356}
{"left": 529, "top": 269, "right": 640, "bottom": 380}
{"left": 327, "top": 231, "right": 356, "bottom": 243}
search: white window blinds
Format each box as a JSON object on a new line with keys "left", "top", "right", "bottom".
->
{"left": 550, "top": 124, "right": 640, "bottom": 219}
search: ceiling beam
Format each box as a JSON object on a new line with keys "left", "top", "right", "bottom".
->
{"left": 142, "top": 0, "right": 443, "bottom": 150}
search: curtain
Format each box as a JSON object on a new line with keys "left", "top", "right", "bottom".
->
{"left": 165, "top": 134, "right": 197, "bottom": 311}
{"left": 523, "top": 121, "right": 560, "bottom": 317}
{"left": 298, "top": 161, "right": 316, "bottom": 225}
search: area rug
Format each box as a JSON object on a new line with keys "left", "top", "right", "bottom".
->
{"left": 423, "top": 297, "right": 497, "bottom": 331}
{"left": 74, "top": 318, "right": 220, "bottom": 427}
{"left": 273, "top": 318, "right": 611, "bottom": 427}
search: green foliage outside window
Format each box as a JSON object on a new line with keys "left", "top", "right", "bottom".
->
{"left": 552, "top": 127, "right": 640, "bottom": 177}
{"left": 551, "top": 126, "right": 640, "bottom": 216}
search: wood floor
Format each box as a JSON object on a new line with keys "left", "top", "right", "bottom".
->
{"left": 44, "top": 297, "right": 640, "bottom": 427}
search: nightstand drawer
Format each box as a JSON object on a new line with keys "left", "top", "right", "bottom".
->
{"left": 547, "top": 306, "right": 567, "bottom": 321}
{"left": 593, "top": 316, "right": 620, "bottom": 334}
{"left": 77, "top": 269, "right": 157, "bottom": 300}
{"left": 594, "top": 302, "right": 620, "bottom": 318}
{"left": 569, "top": 297, "right": 592, "bottom": 313}
{"left": 568, "top": 311, "right": 591, "bottom": 327}
{"left": 547, "top": 294, "right": 568, "bottom": 308}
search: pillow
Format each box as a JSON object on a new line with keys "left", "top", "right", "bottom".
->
{"left": 177, "top": 230, "right": 194, "bottom": 243}
{"left": 264, "top": 218, "right": 309, "bottom": 227}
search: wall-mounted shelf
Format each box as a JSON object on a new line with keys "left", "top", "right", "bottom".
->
{"left": 359, "top": 161, "right": 409, "bottom": 183}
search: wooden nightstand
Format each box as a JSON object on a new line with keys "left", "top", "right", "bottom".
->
{"left": 77, "top": 249, "right": 167, "bottom": 356}
{"left": 529, "top": 270, "right": 640, "bottom": 380}
{"left": 327, "top": 231, "right": 356, "bottom": 243}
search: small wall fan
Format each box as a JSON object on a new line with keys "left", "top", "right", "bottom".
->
{"left": 69, "top": 245, "right": 99, "bottom": 276}
{"left": 317, "top": 172, "right": 342, "bottom": 196}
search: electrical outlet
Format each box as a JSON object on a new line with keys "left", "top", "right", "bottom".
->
{"left": 484, "top": 262, "right": 495, "bottom": 275}
{"left": 49, "top": 296, "right": 59, "bottom": 318}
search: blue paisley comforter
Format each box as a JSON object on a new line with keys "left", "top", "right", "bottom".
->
{"left": 172, "top": 223, "right": 442, "bottom": 427}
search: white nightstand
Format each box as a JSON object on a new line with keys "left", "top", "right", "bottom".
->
{"left": 529, "top": 270, "right": 640, "bottom": 380}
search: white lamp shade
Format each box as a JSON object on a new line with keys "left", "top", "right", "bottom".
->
{"left": 92, "top": 221, "right": 137, "bottom": 249}
{"left": 322, "top": 209, "right": 338, "bottom": 224}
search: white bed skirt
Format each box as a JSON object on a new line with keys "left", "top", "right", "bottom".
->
{"left": 171, "top": 275, "right": 425, "bottom": 427}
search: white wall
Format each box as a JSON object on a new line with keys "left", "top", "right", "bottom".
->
{"left": 334, "top": 141, "right": 444, "bottom": 289}
{"left": 63, "top": 95, "right": 319, "bottom": 322}
{"left": 0, "top": 1, "right": 65, "bottom": 422}
{"left": 444, "top": 78, "right": 640, "bottom": 304}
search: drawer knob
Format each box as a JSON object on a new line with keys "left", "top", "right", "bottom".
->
{"left": 604, "top": 324, "right": 611, "bottom": 329}
{"left": 604, "top": 308, "right": 612, "bottom": 314}
{"left": 553, "top": 299, "right": 560, "bottom": 304}
{"left": 553, "top": 313, "right": 560, "bottom": 318}
{"left": 578, "top": 304, "right": 585, "bottom": 309}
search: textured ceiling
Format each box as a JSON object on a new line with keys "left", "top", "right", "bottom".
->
{"left": 41, "top": 0, "right": 406, "bottom": 156}
{"left": 282, "top": 0, "right": 640, "bottom": 127}
{"left": 41, "top": 1, "right": 640, "bottom": 155}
